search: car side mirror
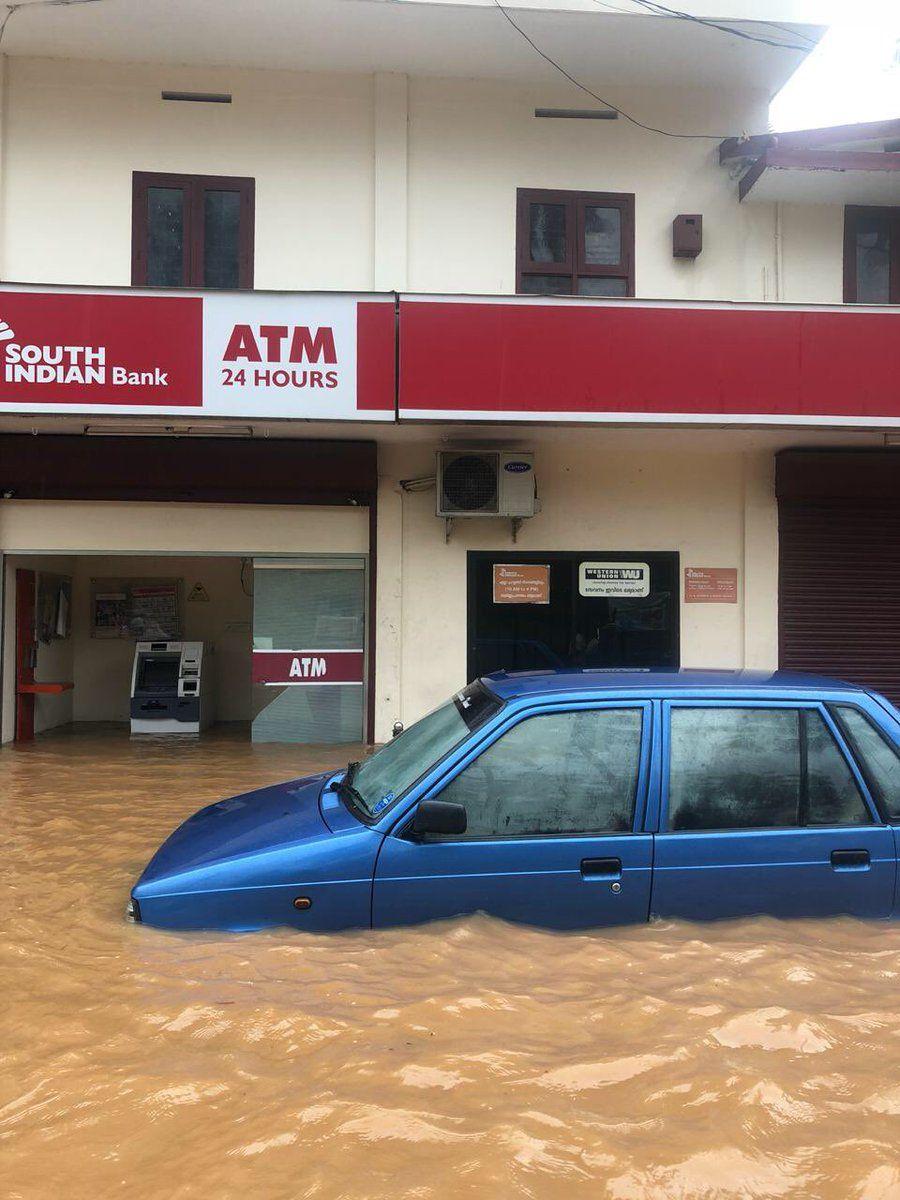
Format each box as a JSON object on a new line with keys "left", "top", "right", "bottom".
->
{"left": 411, "top": 799, "right": 467, "bottom": 838}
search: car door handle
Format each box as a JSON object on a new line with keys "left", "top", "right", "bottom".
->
{"left": 581, "top": 857, "right": 622, "bottom": 880}
{"left": 831, "top": 849, "right": 870, "bottom": 871}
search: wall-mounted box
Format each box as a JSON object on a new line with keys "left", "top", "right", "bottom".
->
{"left": 673, "top": 214, "right": 702, "bottom": 258}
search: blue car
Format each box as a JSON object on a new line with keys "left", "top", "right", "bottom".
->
{"left": 129, "top": 670, "right": 900, "bottom": 932}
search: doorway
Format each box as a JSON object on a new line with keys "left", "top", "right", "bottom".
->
{"left": 468, "top": 550, "right": 679, "bottom": 678}
{"left": 251, "top": 558, "right": 368, "bottom": 743}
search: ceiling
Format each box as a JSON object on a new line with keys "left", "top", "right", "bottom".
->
{"left": 0, "top": 0, "right": 825, "bottom": 92}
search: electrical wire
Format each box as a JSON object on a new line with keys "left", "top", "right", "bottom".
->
{"left": 0, "top": 0, "right": 106, "bottom": 50}
{"left": 491, "top": 0, "right": 735, "bottom": 140}
{"left": 614, "top": 0, "right": 812, "bottom": 54}
{"left": 587, "top": 0, "right": 818, "bottom": 50}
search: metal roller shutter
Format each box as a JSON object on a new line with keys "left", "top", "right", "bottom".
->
{"left": 777, "top": 450, "right": 900, "bottom": 706}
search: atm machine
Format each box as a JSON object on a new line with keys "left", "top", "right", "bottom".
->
{"left": 130, "top": 641, "right": 214, "bottom": 735}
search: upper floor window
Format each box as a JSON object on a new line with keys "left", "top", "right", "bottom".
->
{"left": 132, "top": 172, "right": 255, "bottom": 290}
{"left": 516, "top": 188, "right": 634, "bottom": 297}
{"left": 844, "top": 205, "right": 900, "bottom": 304}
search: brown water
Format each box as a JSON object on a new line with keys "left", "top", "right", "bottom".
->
{"left": 4, "top": 729, "right": 900, "bottom": 1200}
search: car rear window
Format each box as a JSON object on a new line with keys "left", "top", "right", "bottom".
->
{"left": 831, "top": 704, "right": 900, "bottom": 820}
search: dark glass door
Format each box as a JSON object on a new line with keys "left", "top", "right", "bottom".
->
{"left": 467, "top": 551, "right": 678, "bottom": 678}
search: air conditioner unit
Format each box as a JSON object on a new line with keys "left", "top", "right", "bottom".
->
{"left": 436, "top": 450, "right": 536, "bottom": 518}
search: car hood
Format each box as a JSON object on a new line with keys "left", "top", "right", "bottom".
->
{"left": 134, "top": 771, "right": 333, "bottom": 895}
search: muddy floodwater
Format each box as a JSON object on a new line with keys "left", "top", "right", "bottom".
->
{"left": 5, "top": 729, "right": 900, "bottom": 1200}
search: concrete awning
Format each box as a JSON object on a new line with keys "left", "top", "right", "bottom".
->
{"left": 720, "top": 118, "right": 900, "bottom": 204}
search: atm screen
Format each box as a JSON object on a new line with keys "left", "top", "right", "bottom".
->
{"left": 138, "top": 654, "right": 180, "bottom": 691}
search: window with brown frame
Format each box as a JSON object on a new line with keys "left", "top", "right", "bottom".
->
{"left": 132, "top": 171, "right": 255, "bottom": 290}
{"left": 516, "top": 188, "right": 634, "bottom": 297}
{"left": 844, "top": 205, "right": 900, "bottom": 304}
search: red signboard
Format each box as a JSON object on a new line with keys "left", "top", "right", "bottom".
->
{"left": 0, "top": 290, "right": 202, "bottom": 407}
{"left": 684, "top": 567, "right": 739, "bottom": 603}
{"left": 0, "top": 286, "right": 396, "bottom": 420}
{"left": 398, "top": 297, "right": 900, "bottom": 425}
{"left": 252, "top": 649, "right": 365, "bottom": 686}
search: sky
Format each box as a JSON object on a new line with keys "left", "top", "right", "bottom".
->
{"left": 770, "top": 3, "right": 900, "bottom": 131}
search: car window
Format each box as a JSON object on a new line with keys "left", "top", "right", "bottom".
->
{"left": 668, "top": 706, "right": 871, "bottom": 832}
{"left": 832, "top": 704, "right": 900, "bottom": 819}
{"left": 435, "top": 707, "right": 643, "bottom": 838}
{"left": 805, "top": 711, "right": 871, "bottom": 825}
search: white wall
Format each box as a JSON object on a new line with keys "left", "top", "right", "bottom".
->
{"left": 778, "top": 202, "right": 845, "bottom": 304}
{"left": 69, "top": 555, "right": 251, "bottom": 724}
{"left": 0, "top": 56, "right": 808, "bottom": 303}
{"left": 1, "top": 59, "right": 375, "bottom": 290}
{"left": 371, "top": 426, "right": 884, "bottom": 741}
{"left": 407, "top": 78, "right": 776, "bottom": 301}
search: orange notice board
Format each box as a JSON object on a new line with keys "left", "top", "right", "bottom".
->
{"left": 493, "top": 564, "right": 550, "bottom": 605}
{"left": 684, "top": 567, "right": 739, "bottom": 603}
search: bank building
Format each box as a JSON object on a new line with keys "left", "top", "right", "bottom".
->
{"left": 0, "top": 0, "right": 897, "bottom": 750}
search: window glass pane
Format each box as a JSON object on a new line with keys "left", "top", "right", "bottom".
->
{"left": 834, "top": 705, "right": 900, "bottom": 818}
{"left": 529, "top": 202, "right": 567, "bottom": 263}
{"left": 520, "top": 274, "right": 573, "bottom": 295}
{"left": 669, "top": 708, "right": 801, "bottom": 830}
{"left": 855, "top": 216, "right": 891, "bottom": 303}
{"left": 147, "top": 187, "right": 185, "bottom": 287}
{"left": 577, "top": 276, "right": 628, "bottom": 296}
{"left": 806, "top": 711, "right": 870, "bottom": 825}
{"left": 204, "top": 189, "right": 241, "bottom": 289}
{"left": 584, "top": 206, "right": 621, "bottom": 264}
{"left": 438, "top": 708, "right": 642, "bottom": 837}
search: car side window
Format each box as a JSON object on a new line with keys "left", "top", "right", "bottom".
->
{"left": 805, "top": 710, "right": 871, "bottom": 825}
{"left": 831, "top": 704, "right": 900, "bottom": 819}
{"left": 668, "top": 706, "right": 871, "bottom": 832}
{"left": 435, "top": 707, "right": 643, "bottom": 838}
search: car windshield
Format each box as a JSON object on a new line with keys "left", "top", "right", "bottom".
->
{"left": 347, "top": 681, "right": 502, "bottom": 818}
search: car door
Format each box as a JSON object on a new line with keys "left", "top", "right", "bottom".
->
{"left": 372, "top": 701, "right": 654, "bottom": 930}
{"left": 651, "top": 701, "right": 895, "bottom": 921}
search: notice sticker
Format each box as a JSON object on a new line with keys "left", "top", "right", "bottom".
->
{"left": 492, "top": 564, "right": 550, "bottom": 605}
{"left": 579, "top": 562, "right": 650, "bottom": 598}
{"left": 684, "top": 567, "right": 738, "bottom": 603}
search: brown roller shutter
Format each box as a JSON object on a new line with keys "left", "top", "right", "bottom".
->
{"left": 777, "top": 450, "right": 900, "bottom": 705}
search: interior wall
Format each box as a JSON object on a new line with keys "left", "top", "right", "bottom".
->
{"left": 2, "top": 554, "right": 76, "bottom": 740}
{"left": 70, "top": 556, "right": 252, "bottom": 724}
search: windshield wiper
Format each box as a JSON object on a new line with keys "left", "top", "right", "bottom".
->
{"left": 326, "top": 761, "right": 368, "bottom": 817}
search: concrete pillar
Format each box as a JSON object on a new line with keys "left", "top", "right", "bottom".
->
{"left": 742, "top": 448, "right": 779, "bottom": 671}
{"left": 373, "top": 459, "right": 405, "bottom": 742}
{"left": 373, "top": 72, "right": 408, "bottom": 292}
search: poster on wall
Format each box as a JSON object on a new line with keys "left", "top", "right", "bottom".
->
{"left": 492, "top": 564, "right": 550, "bottom": 605}
{"left": 684, "top": 567, "right": 739, "bottom": 603}
{"left": 91, "top": 578, "right": 182, "bottom": 639}
{"left": 579, "top": 562, "right": 650, "bottom": 598}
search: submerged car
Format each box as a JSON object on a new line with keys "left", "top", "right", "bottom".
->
{"left": 129, "top": 670, "right": 900, "bottom": 932}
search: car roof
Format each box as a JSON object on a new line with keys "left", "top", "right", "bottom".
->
{"left": 481, "top": 668, "right": 869, "bottom": 701}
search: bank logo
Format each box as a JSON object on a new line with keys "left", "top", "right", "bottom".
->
{"left": 0, "top": 315, "right": 169, "bottom": 387}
